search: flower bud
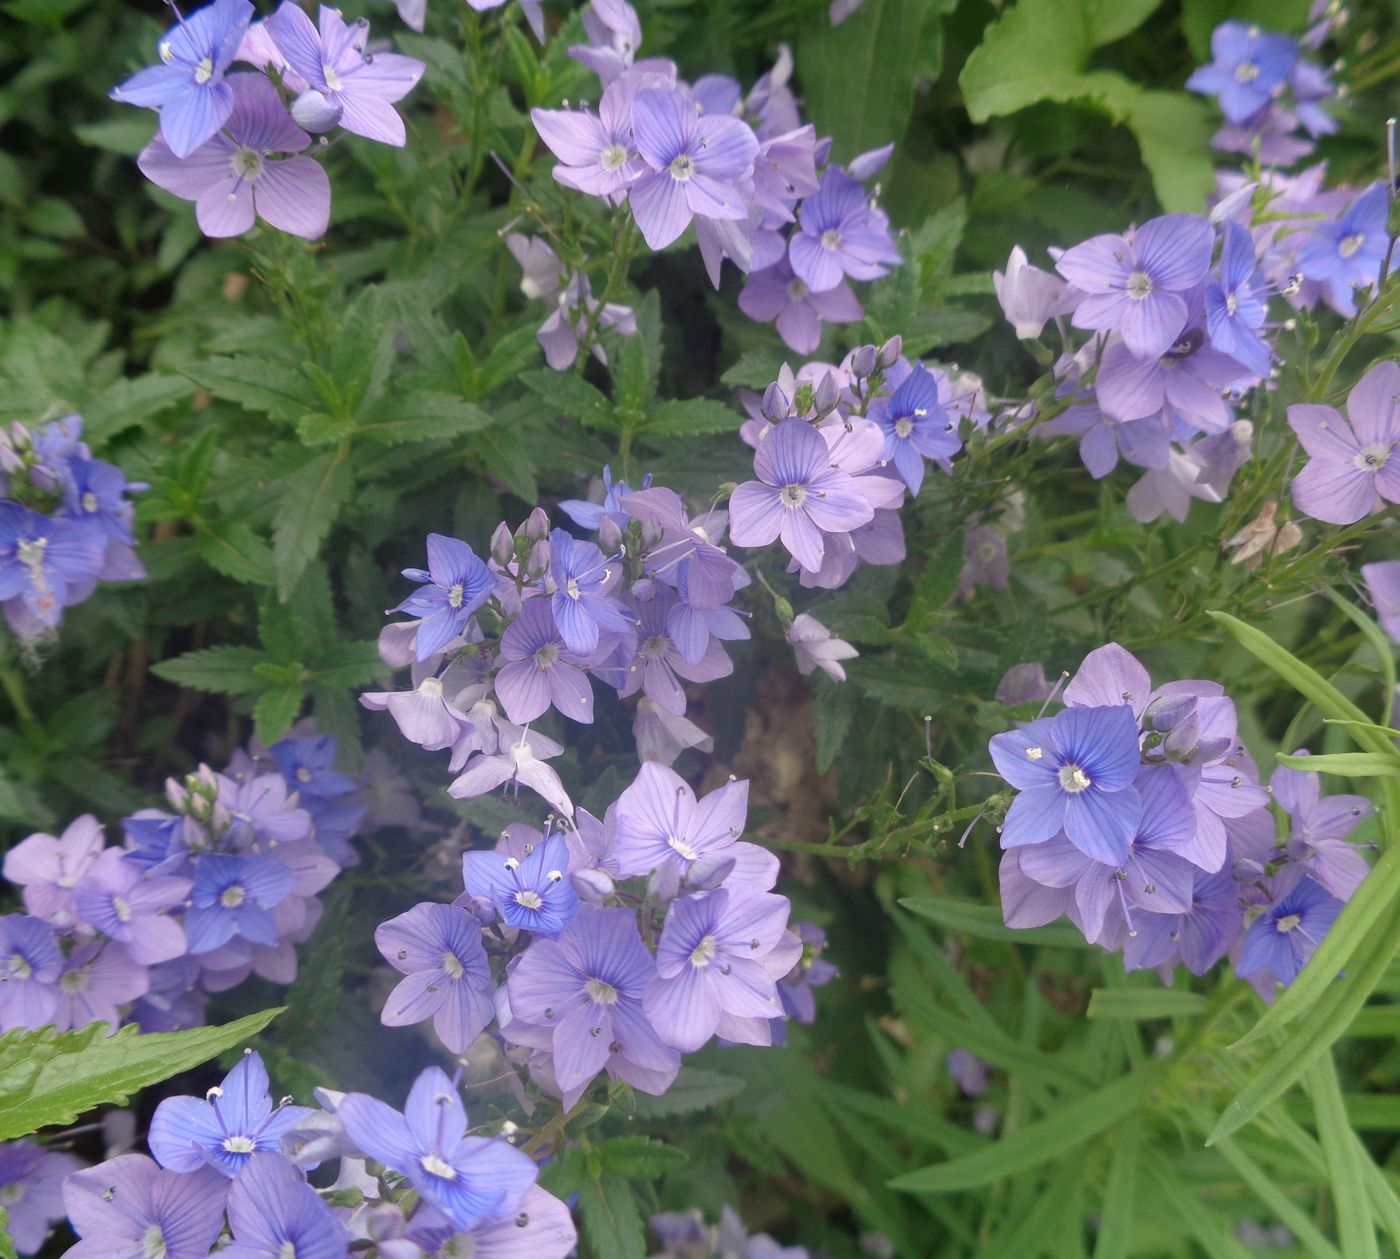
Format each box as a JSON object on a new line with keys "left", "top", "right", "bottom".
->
{"left": 813, "top": 371, "right": 841, "bottom": 418}
{"left": 290, "top": 89, "right": 343, "bottom": 133}
{"left": 647, "top": 860, "right": 681, "bottom": 905}
{"left": 525, "top": 538, "right": 551, "bottom": 578}
{"left": 570, "top": 867, "right": 615, "bottom": 904}
{"left": 520, "top": 506, "right": 550, "bottom": 541}
{"left": 599, "top": 515, "right": 624, "bottom": 552}
{"left": 490, "top": 521, "right": 514, "bottom": 564}
{"left": 878, "top": 334, "right": 903, "bottom": 367}
{"left": 848, "top": 344, "right": 879, "bottom": 379}
{"left": 761, "top": 381, "right": 790, "bottom": 421}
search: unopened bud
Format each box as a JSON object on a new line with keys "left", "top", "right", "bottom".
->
{"left": 520, "top": 506, "right": 550, "bottom": 541}
{"left": 761, "top": 381, "right": 790, "bottom": 421}
{"left": 599, "top": 516, "right": 623, "bottom": 552}
{"left": 878, "top": 334, "right": 903, "bottom": 367}
{"left": 490, "top": 521, "right": 514, "bottom": 564}
{"left": 525, "top": 538, "right": 551, "bottom": 578}
{"left": 646, "top": 861, "right": 681, "bottom": 905}
{"left": 570, "top": 867, "right": 615, "bottom": 904}
{"left": 848, "top": 344, "right": 878, "bottom": 379}
{"left": 290, "top": 89, "right": 342, "bottom": 133}
{"left": 813, "top": 371, "right": 841, "bottom": 417}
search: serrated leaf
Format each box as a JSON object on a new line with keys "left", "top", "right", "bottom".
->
{"left": 184, "top": 358, "right": 319, "bottom": 425}
{"left": 358, "top": 394, "right": 494, "bottom": 446}
{"left": 0, "top": 1008, "right": 282, "bottom": 1140}
{"left": 630, "top": 1067, "right": 745, "bottom": 1117}
{"left": 720, "top": 348, "right": 788, "bottom": 390}
{"left": 273, "top": 451, "right": 354, "bottom": 601}
{"left": 890, "top": 1063, "right": 1164, "bottom": 1192}
{"left": 639, "top": 397, "right": 740, "bottom": 438}
{"left": 591, "top": 1136, "right": 688, "bottom": 1180}
{"left": 331, "top": 286, "right": 394, "bottom": 417}
{"left": 519, "top": 368, "right": 615, "bottom": 430}
{"left": 577, "top": 1176, "right": 645, "bottom": 1259}
{"left": 308, "top": 641, "right": 384, "bottom": 688}
{"left": 151, "top": 646, "right": 271, "bottom": 696}
{"left": 469, "top": 425, "right": 538, "bottom": 501}
{"left": 814, "top": 676, "right": 855, "bottom": 774}
{"left": 478, "top": 324, "right": 541, "bottom": 398}
{"left": 906, "top": 529, "right": 966, "bottom": 626}
{"left": 253, "top": 686, "right": 304, "bottom": 746}
{"left": 197, "top": 520, "right": 276, "bottom": 586}
{"left": 85, "top": 374, "right": 197, "bottom": 441}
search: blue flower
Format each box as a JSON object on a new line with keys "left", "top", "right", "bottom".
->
{"left": 462, "top": 831, "right": 578, "bottom": 937}
{"left": 1300, "top": 182, "right": 1389, "bottom": 317}
{"left": 0, "top": 503, "right": 105, "bottom": 630}
{"left": 1238, "top": 874, "right": 1342, "bottom": 987}
{"left": 268, "top": 735, "right": 356, "bottom": 801}
{"left": 110, "top": 0, "right": 254, "bottom": 159}
{"left": 392, "top": 533, "right": 495, "bottom": 661}
{"left": 1186, "top": 21, "right": 1298, "bottom": 123}
{"left": 185, "top": 854, "right": 296, "bottom": 953}
{"left": 868, "top": 364, "right": 961, "bottom": 494}
{"left": 545, "top": 527, "right": 632, "bottom": 655}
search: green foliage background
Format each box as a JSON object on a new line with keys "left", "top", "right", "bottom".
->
{"left": 2, "top": 0, "right": 1400, "bottom": 1255}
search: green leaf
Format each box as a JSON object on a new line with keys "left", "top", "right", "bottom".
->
{"left": 75, "top": 114, "right": 158, "bottom": 156}
{"left": 1276, "top": 751, "right": 1400, "bottom": 778}
{"left": 630, "top": 1067, "right": 745, "bottom": 1117}
{"left": 253, "top": 686, "right": 304, "bottom": 746}
{"left": 308, "top": 641, "right": 384, "bottom": 689}
{"left": 612, "top": 291, "right": 660, "bottom": 415}
{"left": 0, "top": 1008, "right": 282, "bottom": 1140}
{"left": 720, "top": 348, "right": 788, "bottom": 390}
{"left": 330, "top": 286, "right": 394, "bottom": 417}
{"left": 478, "top": 324, "right": 542, "bottom": 398}
{"left": 272, "top": 452, "right": 354, "bottom": 601}
{"left": 358, "top": 394, "right": 494, "bottom": 446}
{"left": 85, "top": 373, "right": 197, "bottom": 441}
{"left": 184, "top": 358, "right": 320, "bottom": 425}
{"left": 638, "top": 398, "right": 740, "bottom": 438}
{"left": 0, "top": 1207, "right": 13, "bottom": 1259}
{"left": 905, "top": 529, "right": 965, "bottom": 626}
{"left": 1309, "top": 1054, "right": 1380, "bottom": 1259}
{"left": 1086, "top": 989, "right": 1206, "bottom": 1020}
{"left": 898, "top": 896, "right": 1088, "bottom": 948}
{"left": 591, "top": 1136, "right": 688, "bottom": 1180}
{"left": 151, "top": 646, "right": 271, "bottom": 696}
{"left": 196, "top": 520, "right": 276, "bottom": 586}
{"left": 469, "top": 425, "right": 538, "bottom": 502}
{"left": 1092, "top": 1117, "right": 1139, "bottom": 1259}
{"left": 813, "top": 675, "right": 856, "bottom": 774}
{"left": 890, "top": 1063, "right": 1164, "bottom": 1192}
{"left": 520, "top": 369, "right": 615, "bottom": 431}
{"left": 577, "top": 1176, "right": 645, "bottom": 1259}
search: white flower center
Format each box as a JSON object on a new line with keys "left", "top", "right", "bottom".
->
{"left": 221, "top": 883, "right": 246, "bottom": 908}
{"left": 323, "top": 63, "right": 344, "bottom": 91}
{"left": 779, "top": 484, "right": 807, "bottom": 508}
{"left": 1225, "top": 292, "right": 1238, "bottom": 316}
{"left": 81, "top": 490, "right": 100, "bottom": 513}
{"left": 448, "top": 582, "right": 464, "bottom": 608}
{"left": 222, "top": 1135, "right": 256, "bottom": 1153}
{"left": 420, "top": 677, "right": 444, "bottom": 699}
{"left": 601, "top": 144, "right": 628, "bottom": 171}
{"left": 515, "top": 890, "right": 543, "bottom": 910}
{"left": 1125, "top": 270, "right": 1153, "bottom": 300}
{"left": 1057, "top": 765, "right": 1092, "bottom": 793}
{"left": 1339, "top": 233, "right": 1367, "bottom": 259}
{"left": 786, "top": 278, "right": 809, "bottom": 300}
{"left": 143, "top": 1224, "right": 167, "bottom": 1259}
{"left": 1276, "top": 912, "right": 1301, "bottom": 933}
{"left": 278, "top": 1243, "right": 296, "bottom": 1259}
{"left": 820, "top": 228, "right": 842, "bottom": 252}
{"left": 1234, "top": 60, "right": 1259, "bottom": 82}
{"left": 566, "top": 577, "right": 582, "bottom": 600}
{"left": 16, "top": 537, "right": 47, "bottom": 578}
{"left": 534, "top": 643, "right": 559, "bottom": 669}
{"left": 894, "top": 417, "right": 913, "bottom": 438}
{"left": 113, "top": 896, "right": 133, "bottom": 923}
{"left": 443, "top": 951, "right": 464, "bottom": 980}
{"left": 230, "top": 147, "right": 264, "bottom": 181}
{"left": 0, "top": 1184, "right": 23, "bottom": 1207}
{"left": 667, "top": 834, "right": 698, "bottom": 861}
{"left": 1355, "top": 443, "right": 1390, "bottom": 472}
{"left": 690, "top": 935, "right": 717, "bottom": 967}
{"left": 420, "top": 1152, "right": 456, "bottom": 1179}
{"left": 60, "top": 968, "right": 88, "bottom": 993}
{"left": 584, "top": 976, "right": 619, "bottom": 1005}
{"left": 6, "top": 952, "right": 31, "bottom": 981}
{"left": 669, "top": 154, "right": 694, "bottom": 180}
{"left": 194, "top": 56, "right": 214, "bottom": 84}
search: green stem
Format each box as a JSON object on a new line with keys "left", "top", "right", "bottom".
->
{"left": 0, "top": 670, "right": 35, "bottom": 724}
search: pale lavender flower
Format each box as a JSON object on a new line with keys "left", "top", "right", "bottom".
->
{"left": 495, "top": 598, "right": 596, "bottom": 726}
{"left": 788, "top": 168, "right": 899, "bottom": 293}
{"left": 3, "top": 814, "right": 105, "bottom": 928}
{"left": 506, "top": 908, "right": 680, "bottom": 1107}
{"left": 360, "top": 677, "right": 474, "bottom": 752}
{"left": 568, "top": 0, "right": 647, "bottom": 84}
{"left": 0, "top": 1142, "right": 84, "bottom": 1256}
{"left": 221, "top": 1153, "right": 350, "bottom": 1259}
{"left": 994, "top": 245, "right": 1078, "bottom": 339}
{"left": 633, "top": 698, "right": 714, "bottom": 766}
{"left": 403, "top": 1184, "right": 577, "bottom": 1259}
{"left": 263, "top": 3, "right": 424, "bottom": 147}
{"left": 148, "top": 1051, "right": 314, "bottom": 1177}
{"left": 137, "top": 73, "right": 331, "bottom": 240}
{"left": 52, "top": 941, "right": 149, "bottom": 1032}
{"left": 531, "top": 79, "right": 644, "bottom": 198}
{"left": 110, "top": 0, "right": 254, "bottom": 159}
{"left": 376, "top": 902, "right": 494, "bottom": 1054}
{"left": 63, "top": 1155, "right": 228, "bottom": 1259}
{"left": 1204, "top": 220, "right": 1271, "bottom": 377}
{"left": 392, "top": 534, "right": 495, "bottom": 660}
{"left": 0, "top": 504, "right": 105, "bottom": 631}
{"left": 1362, "top": 561, "right": 1400, "bottom": 644}
{"left": 74, "top": 849, "right": 190, "bottom": 965}
{"left": 1055, "top": 215, "right": 1214, "bottom": 360}
{"left": 1094, "top": 325, "right": 1248, "bottom": 432}
{"left": 1288, "top": 360, "right": 1400, "bottom": 525}
{"left": 462, "top": 830, "right": 579, "bottom": 937}
{"left": 610, "top": 588, "right": 733, "bottom": 716}
{"left": 867, "top": 363, "right": 962, "bottom": 493}
{"left": 1270, "top": 752, "right": 1372, "bottom": 901}
{"left": 217, "top": 772, "right": 313, "bottom": 848}
{"left": 337, "top": 1067, "right": 537, "bottom": 1233}
{"left": 1121, "top": 868, "right": 1242, "bottom": 975}
{"left": 738, "top": 258, "right": 862, "bottom": 354}
{"left": 612, "top": 763, "right": 750, "bottom": 879}
{"left": 785, "top": 613, "right": 857, "bottom": 682}
{"left": 628, "top": 87, "right": 758, "bottom": 249}
{"left": 0, "top": 915, "right": 62, "bottom": 1031}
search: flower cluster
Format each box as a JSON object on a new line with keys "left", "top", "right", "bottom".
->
{"left": 0, "top": 414, "right": 144, "bottom": 641}
{"left": 376, "top": 761, "right": 809, "bottom": 1110}
{"left": 990, "top": 644, "right": 1372, "bottom": 996}
{"left": 60, "top": 1051, "right": 577, "bottom": 1259}
{"left": 1186, "top": 14, "right": 1339, "bottom": 164}
{"left": 0, "top": 733, "right": 362, "bottom": 1035}
{"left": 524, "top": 0, "right": 899, "bottom": 358}
{"left": 113, "top": 0, "right": 425, "bottom": 240}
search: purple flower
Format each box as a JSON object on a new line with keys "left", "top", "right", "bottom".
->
{"left": 217, "top": 772, "right": 313, "bottom": 848}
{"left": 628, "top": 87, "right": 759, "bottom": 249}
{"left": 221, "top": 1153, "right": 350, "bottom": 1259}
{"left": 63, "top": 457, "right": 143, "bottom": 547}
{"left": 462, "top": 831, "right": 578, "bottom": 937}
{"left": 1288, "top": 360, "right": 1400, "bottom": 524}
{"left": 1362, "top": 560, "right": 1400, "bottom": 644}
{"left": 777, "top": 922, "right": 837, "bottom": 1025}
{"left": 360, "top": 676, "right": 473, "bottom": 752}
{"left": 867, "top": 363, "right": 961, "bottom": 493}
{"left": 1299, "top": 183, "right": 1388, "bottom": 316}
{"left": 148, "top": 1051, "right": 315, "bottom": 1177}
{"left": 738, "top": 258, "right": 863, "bottom": 354}
{"left": 988, "top": 705, "right": 1143, "bottom": 864}
{"left": 644, "top": 889, "right": 797, "bottom": 1052}
{"left": 531, "top": 79, "right": 644, "bottom": 198}
{"left": 137, "top": 73, "right": 331, "bottom": 240}
{"left": 1186, "top": 22, "right": 1298, "bottom": 123}
{"left": 2, "top": 814, "right": 105, "bottom": 928}
{"left": 506, "top": 908, "right": 680, "bottom": 1107}
{"left": 728, "top": 418, "right": 876, "bottom": 572}
{"left": 262, "top": 3, "right": 424, "bottom": 146}
{"left": 622, "top": 487, "right": 747, "bottom": 610}
{"left": 1238, "top": 873, "right": 1342, "bottom": 987}
{"left": 404, "top": 1184, "right": 577, "bottom": 1259}
{"left": 269, "top": 735, "right": 355, "bottom": 800}
{"left": 612, "top": 763, "right": 749, "bottom": 879}
{"left": 568, "top": 0, "right": 647, "bottom": 84}
{"left": 337, "top": 1067, "right": 537, "bottom": 1233}
{"left": 788, "top": 168, "right": 900, "bottom": 293}
{"left": 1018, "top": 767, "right": 1200, "bottom": 940}
{"left": 1095, "top": 324, "right": 1248, "bottom": 433}
{"left": 495, "top": 599, "right": 596, "bottom": 726}
{"left": 74, "top": 848, "right": 190, "bottom": 965}
{"left": 110, "top": 0, "right": 254, "bottom": 158}
{"left": 54, "top": 941, "right": 149, "bottom": 1032}
{"left": 393, "top": 534, "right": 495, "bottom": 661}
{"left": 185, "top": 854, "right": 296, "bottom": 953}
{"left": 608, "top": 588, "right": 733, "bottom": 716}
{"left": 0, "top": 503, "right": 105, "bottom": 630}
{"left": 544, "top": 528, "right": 630, "bottom": 655}
{"left": 560, "top": 465, "right": 643, "bottom": 535}
{"left": 1204, "top": 220, "right": 1271, "bottom": 377}
{"left": 634, "top": 698, "right": 714, "bottom": 766}
{"left": 447, "top": 727, "right": 575, "bottom": 818}
{"left": 785, "top": 613, "right": 857, "bottom": 682}
{"left": 63, "top": 1154, "right": 228, "bottom": 1259}
{"left": 1056, "top": 215, "right": 1214, "bottom": 360}
{"left": 0, "top": 916, "right": 62, "bottom": 1032}
{"left": 1271, "top": 752, "right": 1372, "bottom": 901}
{"left": 994, "top": 245, "right": 1078, "bottom": 339}
{"left": 376, "top": 902, "right": 494, "bottom": 1054}
{"left": 1122, "top": 869, "right": 1243, "bottom": 975}
{"left": 0, "top": 1142, "right": 83, "bottom": 1256}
